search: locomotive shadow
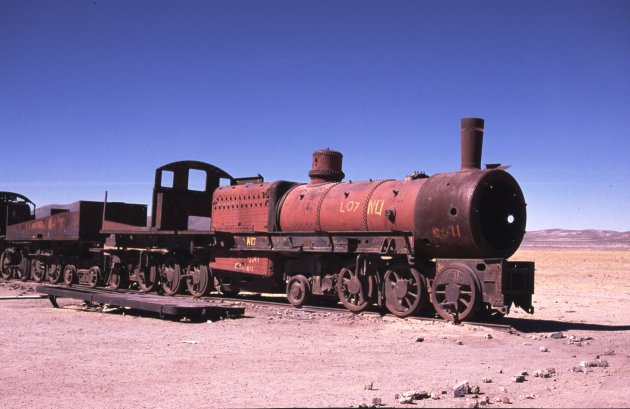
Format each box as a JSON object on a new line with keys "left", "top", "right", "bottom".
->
{"left": 502, "top": 316, "right": 630, "bottom": 333}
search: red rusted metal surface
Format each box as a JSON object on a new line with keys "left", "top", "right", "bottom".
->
{"left": 212, "top": 181, "right": 295, "bottom": 232}
{"left": 6, "top": 201, "right": 145, "bottom": 241}
{"left": 209, "top": 256, "right": 275, "bottom": 277}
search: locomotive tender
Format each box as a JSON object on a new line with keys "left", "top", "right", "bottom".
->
{"left": 0, "top": 118, "right": 534, "bottom": 321}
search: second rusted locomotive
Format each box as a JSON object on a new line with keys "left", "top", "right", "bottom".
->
{"left": 0, "top": 118, "right": 534, "bottom": 321}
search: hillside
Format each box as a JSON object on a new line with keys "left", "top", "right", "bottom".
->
{"left": 522, "top": 229, "right": 630, "bottom": 249}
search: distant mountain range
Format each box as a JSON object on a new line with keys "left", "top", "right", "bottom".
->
{"left": 522, "top": 229, "right": 630, "bottom": 249}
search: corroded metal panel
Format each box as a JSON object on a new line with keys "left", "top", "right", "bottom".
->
{"left": 212, "top": 184, "right": 272, "bottom": 232}
{"left": 209, "top": 256, "right": 275, "bottom": 277}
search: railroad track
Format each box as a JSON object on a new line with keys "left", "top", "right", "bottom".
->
{"left": 28, "top": 283, "right": 514, "bottom": 332}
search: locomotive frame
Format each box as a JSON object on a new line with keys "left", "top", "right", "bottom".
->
{"left": 0, "top": 118, "right": 535, "bottom": 322}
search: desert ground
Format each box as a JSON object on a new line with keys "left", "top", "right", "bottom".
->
{"left": 1, "top": 246, "right": 629, "bottom": 408}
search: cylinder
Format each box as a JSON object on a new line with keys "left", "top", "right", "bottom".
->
{"left": 461, "top": 118, "right": 484, "bottom": 171}
{"left": 308, "top": 149, "right": 345, "bottom": 184}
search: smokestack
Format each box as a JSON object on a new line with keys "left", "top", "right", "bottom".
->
{"left": 461, "top": 118, "right": 484, "bottom": 171}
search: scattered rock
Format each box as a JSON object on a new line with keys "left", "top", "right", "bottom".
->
{"left": 464, "top": 399, "right": 479, "bottom": 408}
{"left": 485, "top": 334, "right": 493, "bottom": 339}
{"left": 456, "top": 340, "right": 463, "bottom": 345}
{"left": 416, "top": 336, "right": 424, "bottom": 343}
{"left": 398, "top": 395, "right": 414, "bottom": 404}
{"left": 580, "top": 359, "right": 609, "bottom": 368}
{"left": 372, "top": 397, "right": 382, "bottom": 406}
{"left": 550, "top": 332, "right": 565, "bottom": 339}
{"left": 454, "top": 380, "right": 470, "bottom": 398}
{"left": 482, "top": 377, "right": 492, "bottom": 383}
{"left": 182, "top": 340, "right": 199, "bottom": 344}
{"left": 501, "top": 396, "right": 512, "bottom": 404}
{"left": 512, "top": 375, "right": 525, "bottom": 383}
{"left": 539, "top": 346, "right": 548, "bottom": 352}
{"left": 430, "top": 392, "right": 440, "bottom": 400}
{"left": 602, "top": 348, "right": 615, "bottom": 356}
{"left": 533, "top": 368, "right": 556, "bottom": 378}
{"left": 364, "top": 382, "right": 374, "bottom": 390}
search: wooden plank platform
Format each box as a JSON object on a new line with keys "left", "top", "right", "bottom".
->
{"left": 35, "top": 285, "right": 244, "bottom": 321}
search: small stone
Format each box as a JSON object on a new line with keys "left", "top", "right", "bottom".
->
{"left": 456, "top": 340, "right": 463, "bottom": 345}
{"left": 398, "top": 396, "right": 414, "bottom": 404}
{"left": 533, "top": 368, "right": 556, "bottom": 378}
{"left": 519, "top": 370, "right": 528, "bottom": 376}
{"left": 485, "top": 333, "right": 493, "bottom": 339}
{"left": 580, "top": 359, "right": 608, "bottom": 368}
{"left": 499, "top": 387, "right": 507, "bottom": 393}
{"left": 416, "top": 337, "right": 424, "bottom": 342}
{"left": 602, "top": 348, "right": 615, "bottom": 356}
{"left": 430, "top": 392, "right": 440, "bottom": 400}
{"left": 479, "top": 399, "right": 487, "bottom": 406}
{"left": 372, "top": 397, "right": 382, "bottom": 406}
{"left": 465, "top": 400, "right": 479, "bottom": 408}
{"left": 512, "top": 375, "right": 525, "bottom": 383}
{"left": 454, "top": 380, "right": 470, "bottom": 398}
{"left": 364, "top": 382, "right": 374, "bottom": 390}
{"left": 497, "top": 369, "right": 503, "bottom": 374}
{"left": 482, "top": 377, "right": 492, "bottom": 383}
{"left": 539, "top": 346, "right": 549, "bottom": 352}
{"left": 502, "top": 396, "right": 512, "bottom": 404}
{"left": 550, "top": 332, "right": 565, "bottom": 339}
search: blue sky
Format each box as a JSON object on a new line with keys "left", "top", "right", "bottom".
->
{"left": 1, "top": 1, "right": 629, "bottom": 231}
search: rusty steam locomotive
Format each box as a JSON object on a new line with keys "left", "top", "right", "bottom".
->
{"left": 0, "top": 118, "right": 534, "bottom": 321}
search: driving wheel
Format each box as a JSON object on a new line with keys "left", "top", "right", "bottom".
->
{"left": 185, "top": 260, "right": 211, "bottom": 298}
{"left": 383, "top": 265, "right": 427, "bottom": 318}
{"left": 160, "top": 258, "right": 183, "bottom": 295}
{"left": 337, "top": 266, "right": 373, "bottom": 313}
{"left": 431, "top": 264, "right": 480, "bottom": 321}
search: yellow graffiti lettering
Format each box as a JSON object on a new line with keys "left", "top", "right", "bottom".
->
{"left": 367, "top": 199, "right": 385, "bottom": 216}
{"left": 340, "top": 200, "right": 360, "bottom": 213}
{"left": 246, "top": 237, "right": 257, "bottom": 246}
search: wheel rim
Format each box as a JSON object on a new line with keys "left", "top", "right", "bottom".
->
{"left": 431, "top": 265, "right": 479, "bottom": 321}
{"left": 88, "top": 267, "right": 100, "bottom": 288}
{"left": 186, "top": 262, "right": 210, "bottom": 298}
{"left": 287, "top": 275, "right": 310, "bottom": 307}
{"left": 63, "top": 265, "right": 76, "bottom": 286}
{"left": 109, "top": 264, "right": 127, "bottom": 289}
{"left": 384, "top": 266, "right": 426, "bottom": 317}
{"left": 138, "top": 265, "right": 157, "bottom": 292}
{"left": 31, "top": 259, "right": 46, "bottom": 283}
{"left": 47, "top": 257, "right": 63, "bottom": 284}
{"left": 161, "top": 258, "right": 182, "bottom": 295}
{"left": 337, "top": 267, "right": 371, "bottom": 312}
{"left": 1, "top": 249, "right": 16, "bottom": 279}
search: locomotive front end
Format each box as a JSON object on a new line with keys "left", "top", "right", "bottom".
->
{"left": 414, "top": 118, "right": 527, "bottom": 259}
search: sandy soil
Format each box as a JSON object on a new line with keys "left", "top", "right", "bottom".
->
{"left": 1, "top": 248, "right": 629, "bottom": 408}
